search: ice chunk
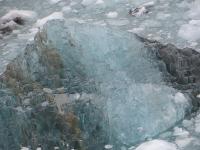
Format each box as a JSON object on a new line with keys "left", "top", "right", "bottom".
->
{"left": 128, "top": 27, "right": 144, "bottom": 34}
{"left": 129, "top": 6, "right": 148, "bottom": 17}
{"left": 142, "top": 1, "right": 155, "bottom": 7}
{"left": 81, "top": 0, "right": 96, "bottom": 6}
{"left": 39, "top": 20, "right": 190, "bottom": 144}
{"left": 173, "top": 127, "right": 193, "bottom": 148}
{"left": 41, "top": 101, "right": 49, "bottom": 107}
{"left": 174, "top": 92, "right": 188, "bottom": 104}
{"left": 21, "top": 147, "right": 29, "bottom": 150}
{"left": 1, "top": 10, "right": 37, "bottom": 24}
{"left": 35, "top": 12, "right": 64, "bottom": 28}
{"left": 135, "top": 140, "right": 178, "bottom": 150}
{"left": 129, "top": 1, "right": 155, "bottom": 17}
{"left": 104, "top": 144, "right": 113, "bottom": 149}
{"left": 96, "top": 0, "right": 104, "bottom": 5}
{"left": 173, "top": 127, "right": 189, "bottom": 137}
{"left": 43, "top": 88, "right": 53, "bottom": 94}
{"left": 178, "top": 20, "right": 200, "bottom": 41}
{"left": 49, "top": 0, "right": 62, "bottom": 4}
{"left": 106, "top": 11, "right": 118, "bottom": 18}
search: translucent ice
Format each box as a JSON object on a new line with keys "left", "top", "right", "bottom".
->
{"left": 36, "top": 20, "right": 190, "bottom": 144}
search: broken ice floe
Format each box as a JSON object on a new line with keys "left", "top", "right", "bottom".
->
{"left": 0, "top": 10, "right": 37, "bottom": 34}
{"left": 129, "top": 1, "right": 155, "bottom": 17}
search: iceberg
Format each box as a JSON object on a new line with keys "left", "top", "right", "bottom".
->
{"left": 6, "top": 20, "right": 189, "bottom": 146}
{"left": 1, "top": 0, "right": 200, "bottom": 148}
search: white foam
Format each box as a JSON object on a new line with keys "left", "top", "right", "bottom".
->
{"left": 135, "top": 140, "right": 178, "bottom": 150}
{"left": 35, "top": 12, "right": 64, "bottom": 28}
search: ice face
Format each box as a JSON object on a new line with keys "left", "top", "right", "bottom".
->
{"left": 36, "top": 20, "right": 189, "bottom": 145}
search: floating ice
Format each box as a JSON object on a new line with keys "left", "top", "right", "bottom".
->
{"left": 49, "top": 0, "right": 62, "bottom": 4}
{"left": 173, "top": 127, "right": 189, "bottom": 137}
{"left": 129, "top": 6, "right": 148, "bottom": 17}
{"left": 21, "top": 147, "right": 29, "bottom": 150}
{"left": 178, "top": 20, "right": 200, "bottom": 42}
{"left": 174, "top": 92, "right": 188, "bottom": 104}
{"left": 104, "top": 144, "right": 113, "bottom": 149}
{"left": 173, "top": 127, "right": 193, "bottom": 148}
{"left": 135, "top": 140, "right": 178, "bottom": 150}
{"left": 81, "top": 0, "right": 96, "bottom": 6}
{"left": 1, "top": 10, "right": 37, "bottom": 24}
{"left": 39, "top": 20, "right": 190, "bottom": 144}
{"left": 36, "top": 147, "right": 42, "bottom": 150}
{"left": 96, "top": 0, "right": 104, "bottom": 5}
{"left": 106, "top": 11, "right": 118, "bottom": 18}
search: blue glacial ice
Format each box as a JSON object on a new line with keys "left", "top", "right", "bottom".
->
{"left": 39, "top": 20, "right": 190, "bottom": 145}
{"left": 1, "top": 0, "right": 200, "bottom": 149}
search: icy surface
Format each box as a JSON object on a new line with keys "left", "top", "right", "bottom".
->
{"left": 41, "top": 20, "right": 190, "bottom": 144}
